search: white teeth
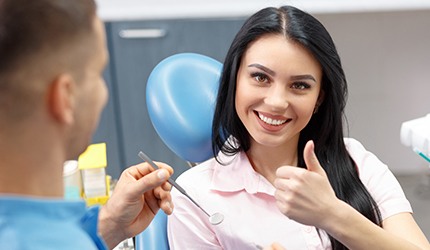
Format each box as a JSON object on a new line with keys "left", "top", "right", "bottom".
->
{"left": 258, "top": 113, "right": 287, "bottom": 126}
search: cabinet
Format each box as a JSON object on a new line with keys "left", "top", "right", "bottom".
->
{"left": 91, "top": 28, "right": 124, "bottom": 179}
{"left": 103, "top": 18, "right": 245, "bottom": 179}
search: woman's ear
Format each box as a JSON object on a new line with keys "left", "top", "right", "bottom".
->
{"left": 317, "top": 89, "right": 325, "bottom": 106}
{"left": 314, "top": 90, "right": 325, "bottom": 114}
{"left": 47, "top": 73, "right": 76, "bottom": 125}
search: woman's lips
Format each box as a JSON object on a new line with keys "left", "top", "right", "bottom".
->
{"left": 255, "top": 111, "right": 292, "bottom": 131}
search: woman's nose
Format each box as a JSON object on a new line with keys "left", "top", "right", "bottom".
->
{"left": 265, "top": 84, "right": 289, "bottom": 111}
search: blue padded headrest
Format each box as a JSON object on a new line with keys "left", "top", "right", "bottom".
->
{"left": 146, "top": 53, "right": 222, "bottom": 163}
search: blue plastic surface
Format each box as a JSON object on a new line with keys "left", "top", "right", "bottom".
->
{"left": 134, "top": 211, "right": 169, "bottom": 250}
{"left": 137, "top": 53, "right": 222, "bottom": 250}
{"left": 146, "top": 53, "right": 222, "bottom": 163}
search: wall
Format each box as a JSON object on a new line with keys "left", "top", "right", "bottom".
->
{"left": 315, "top": 10, "right": 430, "bottom": 174}
{"left": 96, "top": 0, "right": 430, "bottom": 21}
{"left": 98, "top": 2, "right": 430, "bottom": 175}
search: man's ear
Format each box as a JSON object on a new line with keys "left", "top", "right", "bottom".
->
{"left": 47, "top": 74, "right": 76, "bottom": 125}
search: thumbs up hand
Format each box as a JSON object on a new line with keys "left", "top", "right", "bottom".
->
{"left": 303, "top": 140, "right": 326, "bottom": 176}
{"left": 273, "top": 140, "right": 340, "bottom": 228}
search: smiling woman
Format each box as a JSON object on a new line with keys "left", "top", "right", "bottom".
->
{"left": 235, "top": 34, "right": 322, "bottom": 149}
{"left": 166, "top": 5, "right": 430, "bottom": 250}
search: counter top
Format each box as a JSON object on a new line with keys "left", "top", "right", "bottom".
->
{"left": 96, "top": 0, "right": 430, "bottom": 21}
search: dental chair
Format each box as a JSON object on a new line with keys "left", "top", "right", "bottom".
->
{"left": 134, "top": 53, "right": 223, "bottom": 250}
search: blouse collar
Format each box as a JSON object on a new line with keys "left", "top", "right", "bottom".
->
{"left": 210, "top": 151, "right": 276, "bottom": 196}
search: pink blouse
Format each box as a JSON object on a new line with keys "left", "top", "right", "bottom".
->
{"left": 167, "top": 138, "right": 412, "bottom": 249}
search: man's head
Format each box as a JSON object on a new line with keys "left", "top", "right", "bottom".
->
{"left": 0, "top": 0, "right": 108, "bottom": 159}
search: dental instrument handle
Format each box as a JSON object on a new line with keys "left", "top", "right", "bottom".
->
{"left": 137, "top": 151, "right": 211, "bottom": 217}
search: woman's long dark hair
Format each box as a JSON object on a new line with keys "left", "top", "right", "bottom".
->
{"left": 212, "top": 5, "right": 382, "bottom": 249}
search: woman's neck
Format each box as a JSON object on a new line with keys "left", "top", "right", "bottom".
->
{"left": 246, "top": 140, "right": 299, "bottom": 185}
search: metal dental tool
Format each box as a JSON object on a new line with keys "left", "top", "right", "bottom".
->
{"left": 138, "top": 151, "right": 224, "bottom": 225}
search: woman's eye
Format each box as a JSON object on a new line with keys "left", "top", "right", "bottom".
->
{"left": 291, "top": 82, "right": 310, "bottom": 90}
{"left": 251, "top": 72, "right": 269, "bottom": 83}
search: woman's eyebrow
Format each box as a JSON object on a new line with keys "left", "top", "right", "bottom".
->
{"left": 290, "top": 75, "right": 317, "bottom": 82}
{"left": 248, "top": 63, "right": 317, "bottom": 82}
{"left": 248, "top": 63, "right": 276, "bottom": 77}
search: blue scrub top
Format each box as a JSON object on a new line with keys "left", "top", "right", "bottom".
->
{"left": 0, "top": 196, "right": 108, "bottom": 250}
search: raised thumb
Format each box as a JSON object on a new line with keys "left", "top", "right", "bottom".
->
{"left": 303, "top": 140, "right": 325, "bottom": 175}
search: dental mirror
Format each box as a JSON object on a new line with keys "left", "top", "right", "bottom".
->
{"left": 138, "top": 151, "right": 224, "bottom": 225}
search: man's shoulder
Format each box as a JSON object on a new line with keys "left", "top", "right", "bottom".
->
{"left": 0, "top": 197, "right": 104, "bottom": 250}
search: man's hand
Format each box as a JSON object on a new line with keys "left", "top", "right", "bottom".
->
{"left": 98, "top": 161, "right": 174, "bottom": 249}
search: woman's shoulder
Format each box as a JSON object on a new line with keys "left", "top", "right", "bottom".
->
{"left": 343, "top": 137, "right": 366, "bottom": 152}
{"left": 343, "top": 137, "right": 390, "bottom": 181}
{"left": 342, "top": 140, "right": 412, "bottom": 218}
{"left": 175, "top": 157, "right": 218, "bottom": 186}
{"left": 343, "top": 137, "right": 381, "bottom": 164}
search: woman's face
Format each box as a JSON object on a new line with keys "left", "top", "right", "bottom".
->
{"left": 235, "top": 34, "right": 322, "bottom": 149}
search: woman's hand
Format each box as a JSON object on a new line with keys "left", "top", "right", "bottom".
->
{"left": 273, "top": 140, "right": 341, "bottom": 228}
